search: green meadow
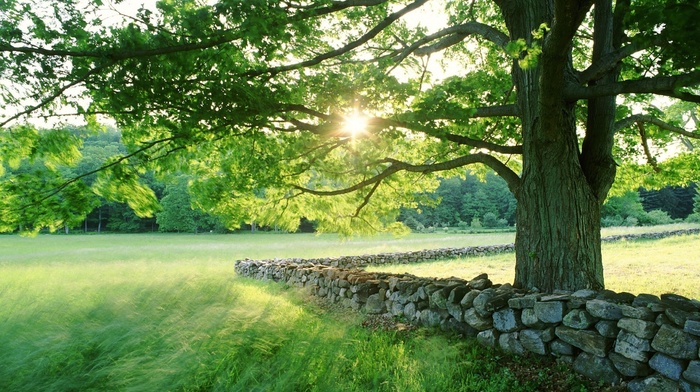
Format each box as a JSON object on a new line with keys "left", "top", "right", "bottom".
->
{"left": 0, "top": 226, "right": 697, "bottom": 391}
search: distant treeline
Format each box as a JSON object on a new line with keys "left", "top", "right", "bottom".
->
{"left": 6, "top": 127, "right": 699, "bottom": 234}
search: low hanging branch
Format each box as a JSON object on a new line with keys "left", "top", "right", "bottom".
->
{"left": 565, "top": 70, "right": 700, "bottom": 102}
{"left": 635, "top": 121, "right": 661, "bottom": 173}
{"left": 615, "top": 114, "right": 700, "bottom": 140}
{"left": 292, "top": 153, "right": 521, "bottom": 198}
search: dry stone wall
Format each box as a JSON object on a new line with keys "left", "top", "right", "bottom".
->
{"left": 234, "top": 229, "right": 700, "bottom": 391}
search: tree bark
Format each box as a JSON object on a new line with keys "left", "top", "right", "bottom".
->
{"left": 500, "top": 0, "right": 605, "bottom": 292}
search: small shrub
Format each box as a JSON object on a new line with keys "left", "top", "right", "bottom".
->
{"left": 601, "top": 215, "right": 624, "bottom": 227}
{"left": 686, "top": 213, "right": 700, "bottom": 223}
{"left": 623, "top": 216, "right": 638, "bottom": 226}
{"left": 482, "top": 212, "right": 499, "bottom": 228}
{"left": 639, "top": 209, "right": 673, "bottom": 226}
{"left": 470, "top": 217, "right": 482, "bottom": 229}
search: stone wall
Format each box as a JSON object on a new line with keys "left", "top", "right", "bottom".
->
{"left": 234, "top": 229, "right": 700, "bottom": 391}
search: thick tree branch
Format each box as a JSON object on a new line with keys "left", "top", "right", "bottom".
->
{"left": 244, "top": 0, "right": 429, "bottom": 77}
{"left": 578, "top": 38, "right": 662, "bottom": 83}
{"left": 375, "top": 116, "right": 523, "bottom": 154}
{"left": 615, "top": 114, "right": 700, "bottom": 139}
{"left": 392, "top": 22, "right": 508, "bottom": 64}
{"left": 636, "top": 122, "right": 661, "bottom": 172}
{"left": 566, "top": 71, "right": 700, "bottom": 102}
{"left": 293, "top": 153, "right": 520, "bottom": 197}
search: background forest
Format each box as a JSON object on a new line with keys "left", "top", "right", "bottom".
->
{"left": 6, "top": 127, "right": 698, "bottom": 234}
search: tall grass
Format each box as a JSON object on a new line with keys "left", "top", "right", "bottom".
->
{"left": 0, "top": 258, "right": 589, "bottom": 391}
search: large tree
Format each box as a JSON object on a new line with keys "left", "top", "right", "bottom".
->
{"left": 1, "top": 0, "right": 699, "bottom": 291}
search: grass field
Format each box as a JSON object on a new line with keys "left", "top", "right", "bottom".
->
{"left": 0, "top": 225, "right": 697, "bottom": 391}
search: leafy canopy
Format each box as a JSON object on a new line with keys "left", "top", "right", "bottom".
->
{"left": 0, "top": 0, "right": 699, "bottom": 234}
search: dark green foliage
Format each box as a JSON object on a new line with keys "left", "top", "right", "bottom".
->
{"left": 400, "top": 171, "right": 516, "bottom": 230}
{"left": 639, "top": 184, "right": 697, "bottom": 219}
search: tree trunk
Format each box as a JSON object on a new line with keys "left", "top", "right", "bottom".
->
{"left": 500, "top": 0, "right": 606, "bottom": 292}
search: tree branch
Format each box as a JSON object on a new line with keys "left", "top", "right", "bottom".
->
{"left": 293, "top": 153, "right": 520, "bottom": 196}
{"left": 636, "top": 121, "right": 661, "bottom": 172}
{"left": 566, "top": 71, "right": 700, "bottom": 102}
{"left": 578, "top": 38, "right": 661, "bottom": 83}
{"left": 0, "top": 61, "right": 116, "bottom": 127}
{"left": 16, "top": 137, "right": 178, "bottom": 211}
{"left": 375, "top": 115, "right": 523, "bottom": 154}
{"left": 615, "top": 114, "right": 700, "bottom": 139}
{"left": 392, "top": 22, "right": 509, "bottom": 64}
{"left": 244, "top": 0, "right": 429, "bottom": 77}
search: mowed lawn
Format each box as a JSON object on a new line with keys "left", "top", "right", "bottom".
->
{"left": 0, "top": 226, "right": 697, "bottom": 391}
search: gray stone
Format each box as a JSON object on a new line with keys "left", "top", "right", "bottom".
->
{"left": 649, "top": 353, "right": 687, "bottom": 381}
{"left": 520, "top": 328, "right": 554, "bottom": 355}
{"left": 686, "top": 320, "right": 700, "bottom": 337}
{"left": 555, "top": 326, "right": 611, "bottom": 357}
{"left": 476, "top": 329, "right": 498, "bottom": 348}
{"left": 430, "top": 289, "right": 448, "bottom": 310}
{"left": 586, "top": 299, "right": 623, "bottom": 320}
{"left": 469, "top": 277, "right": 492, "bottom": 290}
{"left": 403, "top": 302, "right": 417, "bottom": 321}
{"left": 464, "top": 307, "right": 493, "bottom": 331}
{"left": 618, "top": 317, "right": 659, "bottom": 339}
{"left": 493, "top": 308, "right": 522, "bottom": 333}
{"left": 661, "top": 293, "right": 698, "bottom": 312}
{"left": 508, "top": 294, "right": 538, "bottom": 309}
{"left": 609, "top": 352, "right": 651, "bottom": 377}
{"left": 443, "top": 318, "right": 477, "bottom": 337}
{"left": 540, "top": 294, "right": 570, "bottom": 302}
{"left": 473, "top": 289, "right": 496, "bottom": 317}
{"left": 621, "top": 304, "right": 656, "bottom": 321}
{"left": 534, "top": 301, "right": 565, "bottom": 324}
{"left": 550, "top": 339, "right": 574, "bottom": 356}
{"left": 499, "top": 332, "right": 526, "bottom": 355}
{"left": 627, "top": 375, "right": 680, "bottom": 392}
{"left": 484, "top": 293, "right": 512, "bottom": 313}
{"left": 572, "top": 289, "right": 597, "bottom": 299}
{"left": 391, "top": 301, "right": 404, "bottom": 316}
{"left": 615, "top": 330, "right": 652, "bottom": 362}
{"left": 652, "top": 324, "right": 699, "bottom": 359}
{"left": 563, "top": 309, "right": 597, "bottom": 329}
{"left": 657, "top": 313, "right": 672, "bottom": 327}
{"left": 447, "top": 285, "right": 470, "bottom": 304}
{"left": 667, "top": 308, "right": 696, "bottom": 328}
{"left": 680, "top": 378, "right": 700, "bottom": 392}
{"left": 595, "top": 320, "right": 620, "bottom": 338}
{"left": 572, "top": 352, "right": 621, "bottom": 386}
{"left": 446, "top": 300, "right": 463, "bottom": 321}
{"left": 634, "top": 293, "right": 661, "bottom": 307}
{"left": 365, "top": 293, "right": 386, "bottom": 314}
{"left": 684, "top": 360, "right": 700, "bottom": 385}
{"left": 420, "top": 309, "right": 445, "bottom": 327}
{"left": 521, "top": 308, "right": 545, "bottom": 328}
{"left": 460, "top": 290, "right": 480, "bottom": 308}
